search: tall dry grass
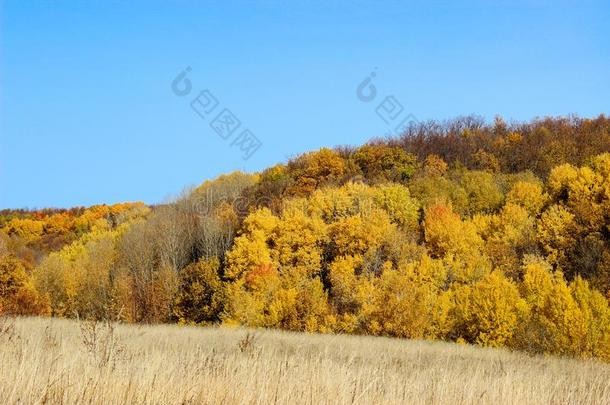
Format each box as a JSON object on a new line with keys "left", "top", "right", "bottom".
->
{"left": 1, "top": 316, "right": 610, "bottom": 404}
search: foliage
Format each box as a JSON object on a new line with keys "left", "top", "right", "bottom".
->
{"left": 172, "top": 257, "right": 224, "bottom": 324}
{"left": 0, "top": 254, "right": 49, "bottom": 316}
{"left": 352, "top": 144, "right": 418, "bottom": 182}
{"left": 14, "top": 118, "right": 610, "bottom": 361}
{"left": 451, "top": 271, "right": 527, "bottom": 347}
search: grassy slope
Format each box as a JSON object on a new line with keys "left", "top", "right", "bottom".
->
{"left": 1, "top": 317, "right": 610, "bottom": 404}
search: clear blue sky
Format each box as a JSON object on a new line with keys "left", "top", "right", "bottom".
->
{"left": 1, "top": 0, "right": 608, "bottom": 209}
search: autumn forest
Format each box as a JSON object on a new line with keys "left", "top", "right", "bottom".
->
{"left": 4, "top": 115, "right": 610, "bottom": 360}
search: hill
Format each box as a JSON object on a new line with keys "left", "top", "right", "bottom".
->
{"left": 2, "top": 115, "right": 610, "bottom": 361}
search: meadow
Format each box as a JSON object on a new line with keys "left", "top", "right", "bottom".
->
{"left": 1, "top": 316, "right": 610, "bottom": 404}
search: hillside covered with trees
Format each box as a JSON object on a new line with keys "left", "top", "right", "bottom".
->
{"left": 3, "top": 115, "right": 610, "bottom": 360}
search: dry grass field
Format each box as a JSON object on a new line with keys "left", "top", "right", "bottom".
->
{"left": 1, "top": 317, "right": 610, "bottom": 404}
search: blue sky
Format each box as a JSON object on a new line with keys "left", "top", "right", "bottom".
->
{"left": 1, "top": 0, "right": 608, "bottom": 209}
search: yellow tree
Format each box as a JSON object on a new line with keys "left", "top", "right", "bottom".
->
{"left": 172, "top": 257, "right": 224, "bottom": 324}
{"left": 327, "top": 255, "right": 374, "bottom": 333}
{"left": 517, "top": 257, "right": 586, "bottom": 356}
{"left": 286, "top": 148, "right": 347, "bottom": 196}
{"left": 272, "top": 202, "right": 327, "bottom": 279}
{"left": 423, "top": 203, "right": 489, "bottom": 282}
{"left": 409, "top": 175, "right": 469, "bottom": 214}
{"left": 373, "top": 184, "right": 420, "bottom": 230}
{"left": 506, "top": 180, "right": 548, "bottom": 216}
{"left": 351, "top": 144, "right": 418, "bottom": 182}
{"left": 458, "top": 170, "right": 504, "bottom": 214}
{"left": 328, "top": 209, "right": 394, "bottom": 259}
{"left": 365, "top": 255, "right": 450, "bottom": 339}
{"left": 0, "top": 254, "right": 49, "bottom": 315}
{"left": 421, "top": 154, "right": 448, "bottom": 177}
{"left": 5, "top": 218, "right": 44, "bottom": 241}
{"left": 477, "top": 203, "right": 536, "bottom": 277}
{"left": 224, "top": 208, "right": 278, "bottom": 281}
{"left": 570, "top": 277, "right": 610, "bottom": 359}
{"left": 451, "top": 271, "right": 527, "bottom": 347}
{"left": 536, "top": 204, "right": 577, "bottom": 269}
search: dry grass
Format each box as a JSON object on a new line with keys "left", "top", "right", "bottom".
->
{"left": 1, "top": 317, "right": 610, "bottom": 404}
